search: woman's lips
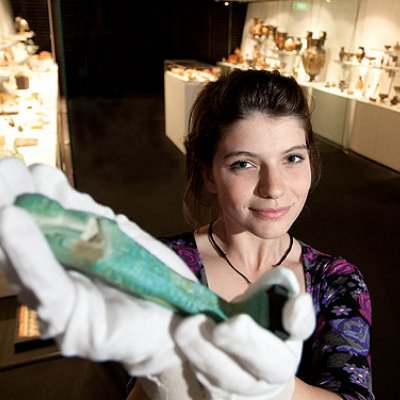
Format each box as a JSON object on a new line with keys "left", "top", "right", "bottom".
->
{"left": 251, "top": 206, "right": 291, "bottom": 219}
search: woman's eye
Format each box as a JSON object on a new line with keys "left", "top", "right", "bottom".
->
{"left": 286, "top": 154, "right": 304, "bottom": 164}
{"left": 230, "top": 160, "right": 253, "bottom": 169}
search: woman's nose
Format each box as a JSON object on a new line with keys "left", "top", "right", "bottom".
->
{"left": 257, "top": 167, "right": 285, "bottom": 199}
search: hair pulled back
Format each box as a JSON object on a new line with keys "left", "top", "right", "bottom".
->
{"left": 184, "top": 69, "right": 320, "bottom": 227}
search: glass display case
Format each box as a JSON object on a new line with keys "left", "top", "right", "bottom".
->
{"left": 0, "top": 29, "right": 59, "bottom": 166}
{"left": 0, "top": 2, "right": 71, "bottom": 175}
{"left": 162, "top": 0, "right": 400, "bottom": 169}
{"left": 330, "top": 44, "right": 400, "bottom": 108}
{"left": 217, "top": 0, "right": 400, "bottom": 171}
{"left": 221, "top": 0, "right": 361, "bottom": 82}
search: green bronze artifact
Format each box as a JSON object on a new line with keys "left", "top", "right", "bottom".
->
{"left": 14, "top": 193, "right": 289, "bottom": 339}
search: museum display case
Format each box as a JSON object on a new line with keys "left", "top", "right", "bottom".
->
{"left": 165, "top": 0, "right": 400, "bottom": 171}
{"left": 334, "top": 44, "right": 400, "bottom": 103}
{"left": 220, "top": 0, "right": 362, "bottom": 81}
{"left": 164, "top": 60, "right": 221, "bottom": 152}
{"left": 0, "top": 0, "right": 69, "bottom": 373}
{"left": 0, "top": 3, "right": 68, "bottom": 171}
{"left": 309, "top": 42, "right": 400, "bottom": 109}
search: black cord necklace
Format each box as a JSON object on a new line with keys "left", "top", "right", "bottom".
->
{"left": 207, "top": 221, "right": 294, "bottom": 286}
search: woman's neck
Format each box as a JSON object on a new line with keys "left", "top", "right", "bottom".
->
{"left": 209, "top": 219, "right": 292, "bottom": 275}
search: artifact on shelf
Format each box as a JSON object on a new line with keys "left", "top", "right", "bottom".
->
{"left": 355, "top": 75, "right": 364, "bottom": 90}
{"left": 301, "top": 31, "right": 327, "bottom": 82}
{"left": 391, "top": 86, "right": 400, "bottom": 105}
{"left": 265, "top": 25, "right": 276, "bottom": 38}
{"left": 275, "top": 31, "right": 287, "bottom": 51}
{"left": 0, "top": 91, "right": 18, "bottom": 115}
{"left": 355, "top": 46, "right": 366, "bottom": 63}
{"left": 339, "top": 46, "right": 345, "bottom": 62}
{"left": 338, "top": 80, "right": 349, "bottom": 92}
{"left": 338, "top": 44, "right": 400, "bottom": 68}
{"left": 227, "top": 47, "right": 243, "bottom": 65}
{"left": 13, "top": 16, "right": 36, "bottom": 49}
{"left": 249, "top": 17, "right": 263, "bottom": 37}
{"left": 333, "top": 43, "right": 400, "bottom": 107}
{"left": 0, "top": 134, "right": 24, "bottom": 161}
{"left": 249, "top": 18, "right": 268, "bottom": 66}
{"left": 369, "top": 83, "right": 380, "bottom": 102}
{"left": 0, "top": 16, "right": 41, "bottom": 78}
{"left": 246, "top": 17, "right": 303, "bottom": 72}
{"left": 283, "top": 36, "right": 296, "bottom": 52}
{"left": 166, "top": 61, "right": 220, "bottom": 82}
{"left": 390, "top": 95, "right": 399, "bottom": 105}
{"left": 338, "top": 47, "right": 354, "bottom": 62}
{"left": 15, "top": 72, "right": 29, "bottom": 90}
{"left": 14, "top": 16, "right": 30, "bottom": 33}
{"left": 379, "top": 93, "right": 388, "bottom": 103}
{"left": 28, "top": 50, "right": 54, "bottom": 71}
{"left": 14, "top": 137, "right": 38, "bottom": 148}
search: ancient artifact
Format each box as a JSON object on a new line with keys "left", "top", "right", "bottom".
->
{"left": 14, "top": 16, "right": 30, "bottom": 33}
{"left": 355, "top": 46, "right": 365, "bottom": 63}
{"left": 14, "top": 193, "right": 290, "bottom": 339}
{"left": 339, "top": 47, "right": 346, "bottom": 62}
{"left": 301, "top": 31, "right": 327, "bottom": 81}
{"left": 284, "top": 36, "right": 296, "bottom": 52}
{"left": 390, "top": 86, "right": 400, "bottom": 105}
{"left": 249, "top": 17, "right": 263, "bottom": 38}
{"left": 379, "top": 93, "right": 388, "bottom": 103}
{"left": 275, "top": 31, "right": 287, "bottom": 51}
{"left": 390, "top": 95, "right": 399, "bottom": 105}
{"left": 355, "top": 75, "right": 364, "bottom": 90}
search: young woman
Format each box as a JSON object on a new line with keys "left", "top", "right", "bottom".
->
{"left": 0, "top": 69, "right": 373, "bottom": 400}
{"left": 138, "top": 69, "right": 372, "bottom": 399}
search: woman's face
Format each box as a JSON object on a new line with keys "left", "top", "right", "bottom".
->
{"left": 204, "top": 114, "right": 312, "bottom": 239}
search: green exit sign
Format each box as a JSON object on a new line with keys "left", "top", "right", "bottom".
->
{"left": 292, "top": 1, "right": 309, "bottom": 11}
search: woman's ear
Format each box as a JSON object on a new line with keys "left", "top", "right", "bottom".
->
{"left": 201, "top": 165, "right": 216, "bottom": 194}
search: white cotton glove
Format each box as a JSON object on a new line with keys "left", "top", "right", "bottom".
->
{"left": 174, "top": 267, "right": 316, "bottom": 400}
{"left": 0, "top": 157, "right": 198, "bottom": 376}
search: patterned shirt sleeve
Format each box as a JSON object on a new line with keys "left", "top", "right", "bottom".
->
{"left": 159, "top": 232, "right": 205, "bottom": 280}
{"left": 305, "top": 251, "right": 374, "bottom": 400}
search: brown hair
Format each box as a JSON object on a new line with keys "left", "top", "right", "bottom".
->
{"left": 183, "top": 69, "right": 321, "bottom": 227}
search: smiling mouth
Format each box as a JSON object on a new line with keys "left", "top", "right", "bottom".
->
{"left": 250, "top": 206, "right": 291, "bottom": 219}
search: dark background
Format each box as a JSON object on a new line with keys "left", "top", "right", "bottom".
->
{"left": 10, "top": 0, "right": 247, "bottom": 96}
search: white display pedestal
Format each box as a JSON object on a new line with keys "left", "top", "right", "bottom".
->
{"left": 306, "top": 83, "right": 400, "bottom": 172}
{"left": 164, "top": 70, "right": 207, "bottom": 153}
{"left": 304, "top": 85, "right": 350, "bottom": 147}
{"left": 349, "top": 101, "right": 400, "bottom": 171}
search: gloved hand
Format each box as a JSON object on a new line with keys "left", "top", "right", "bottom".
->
{"left": 0, "top": 157, "right": 198, "bottom": 376}
{"left": 174, "top": 267, "right": 315, "bottom": 400}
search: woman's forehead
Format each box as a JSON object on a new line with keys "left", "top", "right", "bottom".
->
{"left": 219, "top": 115, "right": 306, "bottom": 145}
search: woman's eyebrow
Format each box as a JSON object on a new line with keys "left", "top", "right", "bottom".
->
{"left": 283, "top": 144, "right": 308, "bottom": 154}
{"left": 223, "top": 145, "right": 308, "bottom": 159}
{"left": 223, "top": 151, "right": 257, "bottom": 160}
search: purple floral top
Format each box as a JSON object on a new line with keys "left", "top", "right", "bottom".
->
{"left": 160, "top": 232, "right": 374, "bottom": 400}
